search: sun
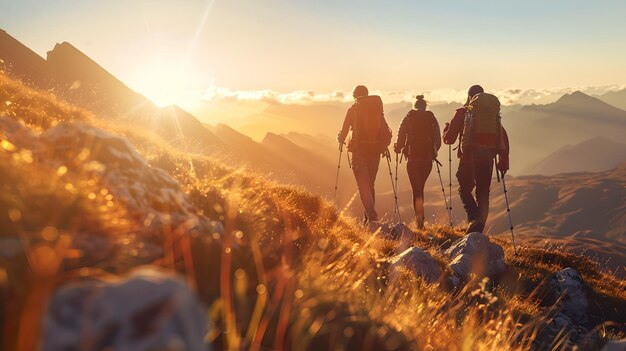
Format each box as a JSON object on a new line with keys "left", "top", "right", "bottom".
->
{"left": 130, "top": 60, "right": 196, "bottom": 108}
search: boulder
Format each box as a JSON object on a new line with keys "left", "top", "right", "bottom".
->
{"left": 391, "top": 223, "right": 415, "bottom": 242}
{"left": 42, "top": 267, "right": 209, "bottom": 351}
{"left": 388, "top": 246, "right": 442, "bottom": 283}
{"left": 443, "top": 232, "right": 505, "bottom": 280}
{"left": 547, "top": 268, "right": 589, "bottom": 326}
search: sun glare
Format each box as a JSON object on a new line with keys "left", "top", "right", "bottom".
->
{"left": 131, "top": 61, "right": 196, "bottom": 108}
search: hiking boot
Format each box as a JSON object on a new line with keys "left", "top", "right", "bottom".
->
{"left": 415, "top": 217, "right": 425, "bottom": 230}
{"left": 466, "top": 219, "right": 485, "bottom": 234}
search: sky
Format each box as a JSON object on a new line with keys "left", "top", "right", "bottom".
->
{"left": 2, "top": 0, "right": 626, "bottom": 112}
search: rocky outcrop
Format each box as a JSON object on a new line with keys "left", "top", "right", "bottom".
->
{"left": 388, "top": 246, "right": 442, "bottom": 283}
{"left": 0, "top": 118, "right": 223, "bottom": 268}
{"left": 42, "top": 267, "right": 208, "bottom": 351}
{"left": 547, "top": 268, "right": 589, "bottom": 326}
{"left": 443, "top": 232, "right": 505, "bottom": 280}
{"left": 536, "top": 268, "right": 595, "bottom": 349}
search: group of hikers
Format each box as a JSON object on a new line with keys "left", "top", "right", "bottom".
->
{"left": 338, "top": 84, "right": 510, "bottom": 234}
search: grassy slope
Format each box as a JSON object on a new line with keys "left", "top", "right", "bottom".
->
{"left": 0, "top": 73, "right": 624, "bottom": 350}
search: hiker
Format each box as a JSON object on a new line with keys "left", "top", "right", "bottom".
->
{"left": 443, "top": 85, "right": 509, "bottom": 233}
{"left": 338, "top": 85, "right": 392, "bottom": 223}
{"left": 394, "top": 95, "right": 441, "bottom": 228}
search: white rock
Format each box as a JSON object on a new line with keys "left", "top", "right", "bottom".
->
{"left": 42, "top": 267, "right": 209, "bottom": 351}
{"left": 388, "top": 246, "right": 442, "bottom": 283}
{"left": 443, "top": 232, "right": 505, "bottom": 280}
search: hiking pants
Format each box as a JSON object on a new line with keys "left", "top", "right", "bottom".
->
{"left": 456, "top": 148, "right": 495, "bottom": 229}
{"left": 351, "top": 152, "right": 380, "bottom": 222}
{"left": 406, "top": 159, "right": 433, "bottom": 228}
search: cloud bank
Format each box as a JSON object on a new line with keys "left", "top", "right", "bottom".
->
{"left": 197, "top": 83, "right": 626, "bottom": 107}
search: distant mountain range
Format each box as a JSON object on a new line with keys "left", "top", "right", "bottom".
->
{"left": 524, "top": 136, "right": 626, "bottom": 175}
{"left": 598, "top": 88, "right": 626, "bottom": 110}
{"left": 504, "top": 91, "right": 626, "bottom": 173}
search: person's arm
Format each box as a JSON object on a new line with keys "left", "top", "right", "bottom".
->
{"left": 337, "top": 106, "right": 355, "bottom": 146}
{"left": 394, "top": 113, "right": 409, "bottom": 153}
{"left": 442, "top": 108, "right": 465, "bottom": 145}
{"left": 497, "top": 126, "right": 510, "bottom": 174}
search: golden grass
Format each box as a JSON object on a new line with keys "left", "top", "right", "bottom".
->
{"left": 1, "top": 72, "right": 624, "bottom": 350}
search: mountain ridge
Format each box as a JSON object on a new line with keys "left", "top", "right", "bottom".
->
{"left": 0, "top": 29, "right": 225, "bottom": 152}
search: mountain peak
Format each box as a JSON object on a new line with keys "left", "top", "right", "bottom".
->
{"left": 554, "top": 91, "right": 596, "bottom": 105}
{"left": 540, "top": 90, "right": 626, "bottom": 117}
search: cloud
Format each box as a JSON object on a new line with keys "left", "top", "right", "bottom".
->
{"left": 197, "top": 83, "right": 626, "bottom": 107}
{"left": 199, "top": 85, "right": 352, "bottom": 105}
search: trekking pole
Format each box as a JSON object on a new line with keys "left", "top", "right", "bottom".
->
{"left": 448, "top": 144, "right": 454, "bottom": 227}
{"left": 434, "top": 159, "right": 452, "bottom": 228}
{"left": 394, "top": 152, "right": 401, "bottom": 198}
{"left": 501, "top": 172, "right": 517, "bottom": 256}
{"left": 333, "top": 143, "right": 344, "bottom": 202}
{"left": 385, "top": 149, "right": 402, "bottom": 223}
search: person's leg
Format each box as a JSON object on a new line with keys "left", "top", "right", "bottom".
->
{"left": 474, "top": 156, "right": 495, "bottom": 227}
{"left": 406, "top": 161, "right": 421, "bottom": 226}
{"left": 417, "top": 160, "right": 433, "bottom": 227}
{"left": 457, "top": 158, "right": 479, "bottom": 223}
{"left": 352, "top": 153, "right": 378, "bottom": 222}
{"left": 368, "top": 153, "right": 381, "bottom": 215}
{"left": 407, "top": 160, "right": 432, "bottom": 228}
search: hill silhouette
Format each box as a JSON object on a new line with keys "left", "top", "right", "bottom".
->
{"left": 0, "top": 29, "right": 224, "bottom": 152}
{"left": 505, "top": 91, "right": 626, "bottom": 172}
{"left": 280, "top": 132, "right": 337, "bottom": 163}
{"left": 0, "top": 29, "right": 52, "bottom": 87}
{"left": 261, "top": 132, "right": 346, "bottom": 195}
{"left": 598, "top": 88, "right": 626, "bottom": 110}
{"left": 523, "top": 136, "right": 626, "bottom": 175}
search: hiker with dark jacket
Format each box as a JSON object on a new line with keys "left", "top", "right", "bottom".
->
{"left": 443, "top": 85, "right": 510, "bottom": 233}
{"left": 338, "top": 85, "right": 391, "bottom": 223}
{"left": 394, "top": 95, "right": 441, "bottom": 228}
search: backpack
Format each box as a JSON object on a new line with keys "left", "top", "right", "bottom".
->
{"left": 404, "top": 110, "right": 437, "bottom": 160}
{"left": 461, "top": 93, "right": 502, "bottom": 153}
{"left": 348, "top": 95, "right": 392, "bottom": 154}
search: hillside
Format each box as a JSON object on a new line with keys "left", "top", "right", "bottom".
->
{"left": 261, "top": 132, "right": 349, "bottom": 196}
{"left": 0, "top": 29, "right": 52, "bottom": 87}
{"left": 280, "top": 132, "right": 337, "bottom": 163}
{"left": 524, "top": 136, "right": 626, "bottom": 175}
{"left": 598, "top": 88, "right": 626, "bottom": 110}
{"left": 210, "top": 124, "right": 344, "bottom": 192}
{"left": 2, "top": 72, "right": 625, "bottom": 350}
{"left": 372, "top": 162, "right": 626, "bottom": 276}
